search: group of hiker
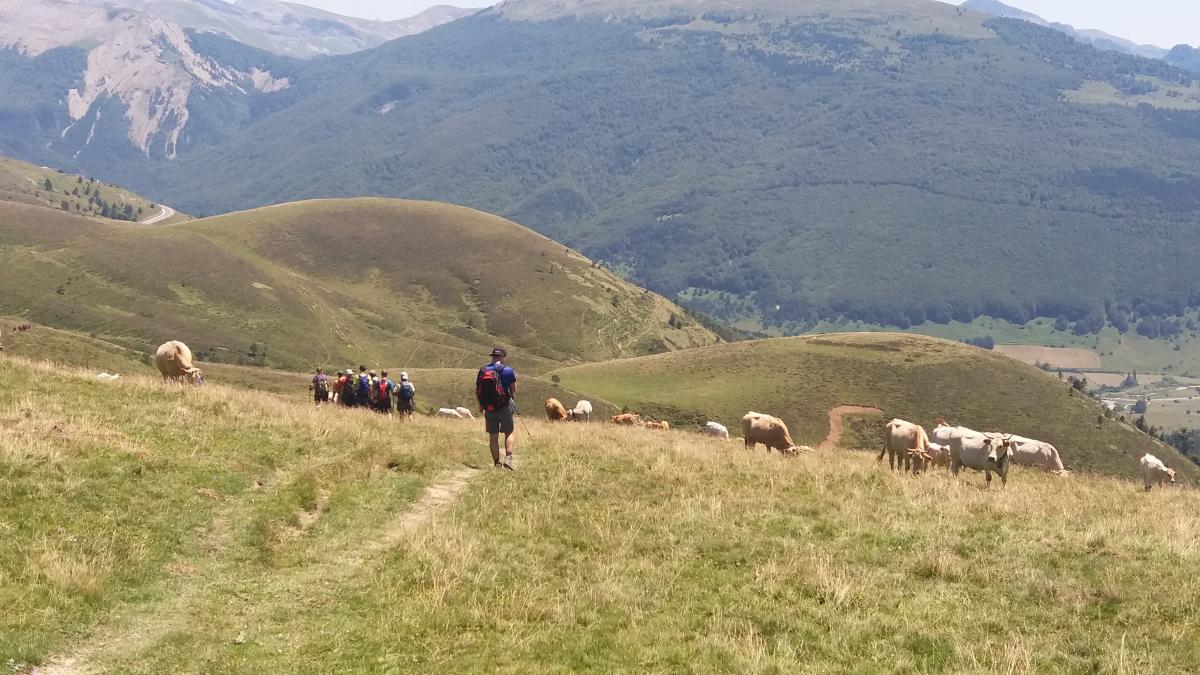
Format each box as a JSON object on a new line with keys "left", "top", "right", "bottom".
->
{"left": 310, "top": 365, "right": 416, "bottom": 416}
{"left": 306, "top": 347, "right": 519, "bottom": 470}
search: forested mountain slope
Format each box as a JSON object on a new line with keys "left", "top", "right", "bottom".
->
{"left": 4, "top": 0, "right": 1200, "bottom": 330}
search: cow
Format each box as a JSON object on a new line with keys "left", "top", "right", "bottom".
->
{"left": 703, "top": 421, "right": 730, "bottom": 440}
{"left": 96, "top": 372, "right": 122, "bottom": 383}
{"left": 742, "top": 412, "right": 803, "bottom": 455}
{"left": 612, "top": 413, "right": 641, "bottom": 425}
{"left": 1004, "top": 434, "right": 1067, "bottom": 473}
{"left": 926, "top": 442, "right": 951, "bottom": 469}
{"left": 154, "top": 341, "right": 204, "bottom": 384}
{"left": 1140, "top": 453, "right": 1177, "bottom": 492}
{"left": 878, "top": 419, "right": 931, "bottom": 472}
{"left": 437, "top": 407, "right": 465, "bottom": 419}
{"left": 645, "top": 420, "right": 670, "bottom": 431}
{"left": 566, "top": 400, "right": 593, "bottom": 422}
{"left": 545, "top": 398, "right": 568, "bottom": 421}
{"left": 949, "top": 430, "right": 1012, "bottom": 486}
{"left": 454, "top": 407, "right": 475, "bottom": 419}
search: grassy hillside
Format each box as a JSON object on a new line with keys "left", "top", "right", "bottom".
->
{"left": 0, "top": 198, "right": 718, "bottom": 373}
{"left": 550, "top": 333, "right": 1199, "bottom": 480}
{"left": 5, "top": 358, "right": 1200, "bottom": 672}
{"left": 0, "top": 156, "right": 182, "bottom": 224}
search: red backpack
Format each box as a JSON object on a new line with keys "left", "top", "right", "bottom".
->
{"left": 476, "top": 365, "right": 509, "bottom": 411}
{"left": 377, "top": 379, "right": 390, "bottom": 402}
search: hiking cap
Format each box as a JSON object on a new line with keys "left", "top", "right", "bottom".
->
{"left": 369, "top": 370, "right": 377, "bottom": 376}
{"left": 491, "top": 347, "right": 507, "bottom": 358}
{"left": 400, "top": 371, "right": 409, "bottom": 380}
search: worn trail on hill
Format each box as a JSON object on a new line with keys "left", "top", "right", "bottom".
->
{"left": 35, "top": 466, "right": 479, "bottom": 674}
{"left": 819, "top": 405, "right": 884, "bottom": 451}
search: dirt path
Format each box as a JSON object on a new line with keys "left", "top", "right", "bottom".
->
{"left": 34, "top": 466, "right": 479, "bottom": 675}
{"left": 818, "top": 405, "right": 884, "bottom": 451}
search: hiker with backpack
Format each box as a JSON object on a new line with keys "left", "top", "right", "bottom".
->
{"left": 356, "top": 366, "right": 371, "bottom": 407}
{"left": 476, "top": 347, "right": 518, "bottom": 470}
{"left": 374, "top": 370, "right": 395, "bottom": 415}
{"left": 396, "top": 371, "right": 416, "bottom": 417}
{"left": 340, "top": 368, "right": 357, "bottom": 407}
{"left": 310, "top": 367, "right": 329, "bottom": 407}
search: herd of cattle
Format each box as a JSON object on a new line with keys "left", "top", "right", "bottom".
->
{"left": 147, "top": 339, "right": 1180, "bottom": 492}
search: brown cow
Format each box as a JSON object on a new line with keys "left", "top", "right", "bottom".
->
{"left": 878, "top": 419, "right": 931, "bottom": 472}
{"left": 154, "top": 340, "right": 204, "bottom": 384}
{"left": 611, "top": 413, "right": 641, "bottom": 425}
{"left": 644, "top": 420, "right": 670, "bottom": 431}
{"left": 742, "top": 412, "right": 802, "bottom": 454}
{"left": 545, "top": 397, "right": 567, "bottom": 421}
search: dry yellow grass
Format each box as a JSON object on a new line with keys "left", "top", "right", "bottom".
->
{"left": 7, "top": 356, "right": 1200, "bottom": 672}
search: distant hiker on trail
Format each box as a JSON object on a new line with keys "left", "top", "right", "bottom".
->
{"left": 375, "top": 370, "right": 395, "bottom": 415}
{"left": 397, "top": 371, "right": 416, "bottom": 417}
{"left": 357, "top": 366, "right": 371, "bottom": 406}
{"left": 310, "top": 367, "right": 329, "bottom": 407}
{"left": 477, "top": 347, "right": 517, "bottom": 470}
{"left": 340, "top": 368, "right": 357, "bottom": 407}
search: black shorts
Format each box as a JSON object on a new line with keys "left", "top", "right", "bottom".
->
{"left": 485, "top": 406, "right": 514, "bottom": 435}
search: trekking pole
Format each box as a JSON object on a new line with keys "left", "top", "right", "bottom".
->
{"left": 510, "top": 398, "right": 535, "bottom": 440}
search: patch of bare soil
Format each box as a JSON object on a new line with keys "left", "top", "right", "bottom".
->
{"left": 819, "top": 405, "right": 884, "bottom": 451}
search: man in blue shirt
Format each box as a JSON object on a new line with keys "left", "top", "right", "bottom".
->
{"left": 477, "top": 347, "right": 518, "bottom": 469}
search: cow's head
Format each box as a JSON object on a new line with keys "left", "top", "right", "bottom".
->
{"left": 983, "top": 435, "right": 1009, "bottom": 464}
{"left": 1165, "top": 467, "right": 1177, "bottom": 485}
{"left": 184, "top": 367, "right": 205, "bottom": 385}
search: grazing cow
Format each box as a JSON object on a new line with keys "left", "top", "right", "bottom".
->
{"left": 949, "top": 430, "right": 1012, "bottom": 486}
{"left": 742, "top": 412, "right": 803, "bottom": 455}
{"left": 437, "top": 407, "right": 465, "bottom": 419}
{"left": 611, "top": 413, "right": 641, "bottom": 425}
{"left": 454, "top": 407, "right": 475, "bottom": 419}
{"left": 96, "top": 372, "right": 121, "bottom": 383}
{"left": 1140, "top": 454, "right": 1177, "bottom": 492}
{"left": 926, "top": 442, "right": 951, "bottom": 469}
{"left": 703, "top": 421, "right": 730, "bottom": 440}
{"left": 644, "top": 420, "right": 670, "bottom": 431}
{"left": 154, "top": 341, "right": 204, "bottom": 384}
{"left": 545, "top": 398, "right": 568, "bottom": 421}
{"left": 878, "top": 419, "right": 931, "bottom": 472}
{"left": 907, "top": 447, "right": 936, "bottom": 474}
{"left": 1005, "top": 434, "right": 1067, "bottom": 473}
{"left": 566, "top": 400, "right": 593, "bottom": 422}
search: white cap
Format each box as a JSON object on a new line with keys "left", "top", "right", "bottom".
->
{"left": 400, "top": 371, "right": 409, "bottom": 380}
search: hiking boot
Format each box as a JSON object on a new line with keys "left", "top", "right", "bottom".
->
{"left": 502, "top": 455, "right": 514, "bottom": 471}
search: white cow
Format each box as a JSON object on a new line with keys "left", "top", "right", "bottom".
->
{"left": 949, "top": 429, "right": 1012, "bottom": 486}
{"left": 454, "top": 407, "right": 475, "bottom": 419}
{"left": 703, "top": 421, "right": 730, "bottom": 440}
{"left": 1140, "top": 454, "right": 1177, "bottom": 492}
{"left": 437, "top": 408, "right": 465, "bottom": 419}
{"left": 1005, "top": 434, "right": 1067, "bottom": 473}
{"left": 926, "top": 442, "right": 951, "bottom": 469}
{"left": 566, "top": 400, "right": 593, "bottom": 422}
{"left": 96, "top": 372, "right": 122, "bottom": 382}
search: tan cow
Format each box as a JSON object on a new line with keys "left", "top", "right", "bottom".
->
{"left": 878, "top": 419, "right": 931, "bottom": 472}
{"left": 644, "top": 420, "right": 670, "bottom": 431}
{"left": 1140, "top": 453, "right": 1176, "bottom": 492}
{"left": 545, "top": 398, "right": 568, "bottom": 421}
{"left": 611, "top": 413, "right": 641, "bottom": 425}
{"left": 926, "top": 442, "right": 951, "bottom": 469}
{"left": 742, "top": 412, "right": 802, "bottom": 455}
{"left": 154, "top": 340, "right": 204, "bottom": 384}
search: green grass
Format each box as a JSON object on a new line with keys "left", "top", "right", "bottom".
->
{"left": 10, "top": 397, "right": 1200, "bottom": 673}
{"left": 0, "top": 199, "right": 718, "bottom": 375}
{"left": 0, "top": 156, "right": 180, "bottom": 224}
{"left": 0, "top": 357, "right": 465, "bottom": 665}
{"left": 549, "top": 332, "right": 1199, "bottom": 481}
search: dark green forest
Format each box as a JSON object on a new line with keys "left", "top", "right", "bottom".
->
{"left": 3, "top": 6, "right": 1200, "bottom": 331}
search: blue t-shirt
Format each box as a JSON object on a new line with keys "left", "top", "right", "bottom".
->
{"left": 486, "top": 362, "right": 517, "bottom": 395}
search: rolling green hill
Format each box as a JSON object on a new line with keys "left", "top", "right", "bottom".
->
{"left": 0, "top": 156, "right": 181, "bottom": 224}
{"left": 6, "top": 357, "right": 1200, "bottom": 672}
{"left": 0, "top": 198, "right": 718, "bottom": 372}
{"left": 550, "top": 332, "right": 1199, "bottom": 480}
{"left": 4, "top": 0, "right": 1199, "bottom": 333}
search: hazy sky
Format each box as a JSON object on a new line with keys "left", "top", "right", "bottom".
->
{"left": 292, "top": 0, "right": 1197, "bottom": 48}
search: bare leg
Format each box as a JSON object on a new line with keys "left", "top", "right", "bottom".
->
{"left": 490, "top": 433, "right": 501, "bottom": 464}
